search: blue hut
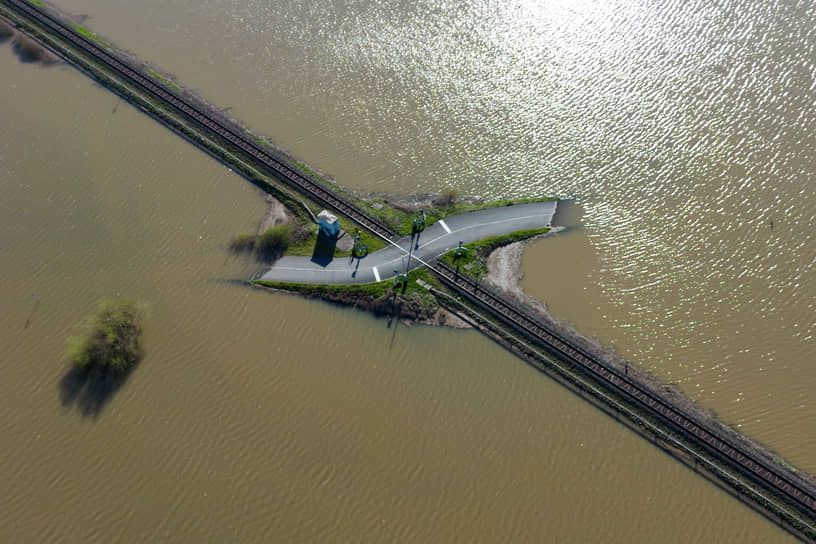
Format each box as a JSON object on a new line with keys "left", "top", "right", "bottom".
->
{"left": 317, "top": 210, "right": 340, "bottom": 238}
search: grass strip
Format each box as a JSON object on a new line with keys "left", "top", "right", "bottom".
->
{"left": 363, "top": 197, "right": 557, "bottom": 237}
{"left": 438, "top": 227, "right": 550, "bottom": 277}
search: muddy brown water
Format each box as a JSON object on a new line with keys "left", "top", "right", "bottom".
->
{"left": 3, "top": 0, "right": 814, "bottom": 541}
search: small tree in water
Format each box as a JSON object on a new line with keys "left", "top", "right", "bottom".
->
{"left": 66, "top": 297, "right": 145, "bottom": 374}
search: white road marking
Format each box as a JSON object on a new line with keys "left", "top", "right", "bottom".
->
{"left": 420, "top": 213, "right": 549, "bottom": 249}
{"left": 264, "top": 205, "right": 556, "bottom": 283}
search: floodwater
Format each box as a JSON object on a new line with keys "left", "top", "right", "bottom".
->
{"left": 2, "top": 0, "right": 813, "bottom": 541}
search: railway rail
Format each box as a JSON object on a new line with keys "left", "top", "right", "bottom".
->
{"left": 433, "top": 261, "right": 816, "bottom": 520}
{"left": 1, "top": 0, "right": 395, "bottom": 240}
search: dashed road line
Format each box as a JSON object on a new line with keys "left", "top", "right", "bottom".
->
{"left": 438, "top": 219, "right": 451, "bottom": 234}
{"left": 372, "top": 266, "right": 381, "bottom": 282}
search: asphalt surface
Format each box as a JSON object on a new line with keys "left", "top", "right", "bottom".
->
{"left": 258, "top": 200, "right": 557, "bottom": 285}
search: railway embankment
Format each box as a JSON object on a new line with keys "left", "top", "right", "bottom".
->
{"left": 3, "top": 1, "right": 815, "bottom": 540}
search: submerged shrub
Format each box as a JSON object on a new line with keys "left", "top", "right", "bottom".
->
{"left": 436, "top": 186, "right": 459, "bottom": 207}
{"left": 255, "top": 224, "right": 292, "bottom": 254}
{"left": 228, "top": 232, "right": 256, "bottom": 252}
{"left": 66, "top": 298, "right": 145, "bottom": 374}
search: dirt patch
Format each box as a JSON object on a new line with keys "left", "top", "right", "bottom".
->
{"left": 486, "top": 228, "right": 561, "bottom": 309}
{"left": 228, "top": 195, "right": 312, "bottom": 263}
{"left": 487, "top": 243, "right": 525, "bottom": 297}
{"left": 429, "top": 307, "right": 472, "bottom": 329}
{"left": 335, "top": 230, "right": 355, "bottom": 252}
{"left": 256, "top": 194, "right": 294, "bottom": 233}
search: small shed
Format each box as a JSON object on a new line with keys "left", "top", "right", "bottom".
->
{"left": 317, "top": 210, "right": 340, "bottom": 238}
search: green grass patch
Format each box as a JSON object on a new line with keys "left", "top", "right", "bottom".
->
{"left": 284, "top": 228, "right": 345, "bottom": 258}
{"left": 255, "top": 267, "right": 436, "bottom": 300}
{"left": 411, "top": 267, "right": 444, "bottom": 291}
{"left": 148, "top": 69, "right": 180, "bottom": 92}
{"left": 285, "top": 224, "right": 318, "bottom": 256}
{"left": 360, "top": 199, "right": 414, "bottom": 235}
{"left": 283, "top": 217, "right": 386, "bottom": 258}
{"left": 438, "top": 227, "right": 550, "bottom": 278}
{"left": 464, "top": 227, "right": 550, "bottom": 254}
{"left": 229, "top": 224, "right": 299, "bottom": 261}
{"left": 73, "top": 24, "right": 109, "bottom": 47}
{"left": 254, "top": 267, "right": 441, "bottom": 320}
{"left": 337, "top": 216, "right": 386, "bottom": 253}
{"left": 256, "top": 278, "right": 387, "bottom": 300}
{"left": 29, "top": 0, "right": 45, "bottom": 6}
{"left": 293, "top": 161, "right": 322, "bottom": 181}
{"left": 255, "top": 224, "right": 292, "bottom": 253}
{"left": 362, "top": 196, "right": 556, "bottom": 237}
{"left": 253, "top": 136, "right": 272, "bottom": 147}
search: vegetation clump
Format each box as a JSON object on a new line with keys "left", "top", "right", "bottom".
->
{"left": 255, "top": 224, "right": 292, "bottom": 254}
{"left": 66, "top": 297, "right": 145, "bottom": 374}
{"left": 435, "top": 186, "right": 459, "bottom": 207}
{"left": 148, "top": 69, "right": 180, "bottom": 92}
{"left": 228, "top": 232, "right": 256, "bottom": 252}
{"left": 229, "top": 224, "right": 295, "bottom": 260}
{"left": 254, "top": 268, "right": 443, "bottom": 321}
{"left": 439, "top": 228, "right": 551, "bottom": 279}
{"left": 73, "top": 24, "right": 109, "bottom": 46}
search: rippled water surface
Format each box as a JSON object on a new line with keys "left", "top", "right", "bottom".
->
{"left": 3, "top": 0, "right": 815, "bottom": 541}
{"left": 50, "top": 0, "right": 816, "bottom": 465}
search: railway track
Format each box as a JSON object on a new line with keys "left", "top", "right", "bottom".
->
{"left": 5, "top": 0, "right": 815, "bottom": 530}
{"left": 433, "top": 261, "right": 816, "bottom": 520}
{"left": 1, "top": 0, "right": 395, "bottom": 240}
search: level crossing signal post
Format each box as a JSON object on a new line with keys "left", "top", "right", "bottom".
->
{"left": 453, "top": 240, "right": 468, "bottom": 259}
{"left": 412, "top": 210, "right": 426, "bottom": 233}
{"left": 352, "top": 228, "right": 369, "bottom": 257}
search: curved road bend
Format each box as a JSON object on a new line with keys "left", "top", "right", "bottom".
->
{"left": 259, "top": 201, "right": 557, "bottom": 284}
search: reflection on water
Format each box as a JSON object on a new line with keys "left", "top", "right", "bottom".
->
{"left": 3, "top": 0, "right": 814, "bottom": 540}
{"left": 53, "top": 0, "right": 811, "bottom": 470}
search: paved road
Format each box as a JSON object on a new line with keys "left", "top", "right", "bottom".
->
{"left": 258, "top": 201, "right": 557, "bottom": 284}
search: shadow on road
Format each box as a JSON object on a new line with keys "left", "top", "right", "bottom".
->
{"left": 310, "top": 232, "right": 337, "bottom": 266}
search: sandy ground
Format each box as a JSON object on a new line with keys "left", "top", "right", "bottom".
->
{"left": 486, "top": 228, "right": 562, "bottom": 318}
{"left": 256, "top": 195, "right": 294, "bottom": 233}
{"left": 425, "top": 307, "right": 472, "bottom": 329}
